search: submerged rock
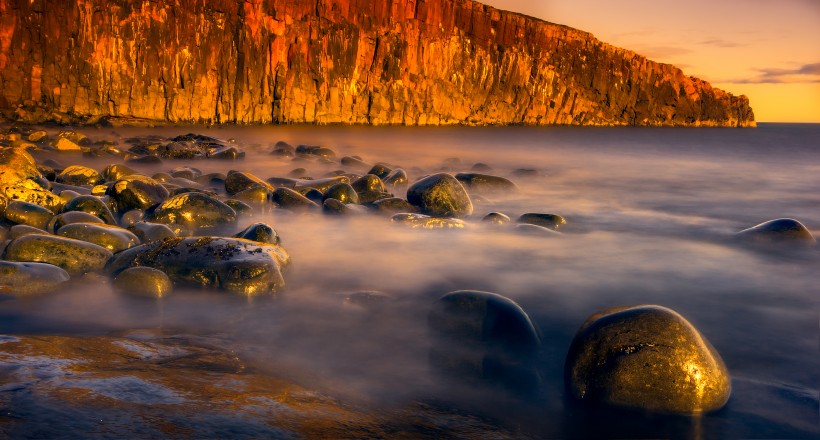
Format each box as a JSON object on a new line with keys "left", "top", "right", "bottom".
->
{"left": 369, "top": 197, "right": 419, "bottom": 214}
{"left": 106, "top": 237, "right": 290, "bottom": 296}
{"left": 455, "top": 173, "right": 517, "bottom": 195}
{"left": 564, "top": 305, "right": 731, "bottom": 414}
{"left": 517, "top": 213, "right": 567, "bottom": 230}
{"left": 407, "top": 173, "right": 473, "bottom": 218}
{"left": 514, "top": 223, "right": 563, "bottom": 237}
{"left": 113, "top": 266, "right": 173, "bottom": 298}
{"left": 429, "top": 290, "right": 541, "bottom": 392}
{"left": 0, "top": 260, "right": 71, "bottom": 295}
{"left": 4, "top": 234, "right": 113, "bottom": 275}
{"left": 224, "top": 170, "right": 272, "bottom": 195}
{"left": 269, "top": 187, "right": 318, "bottom": 210}
{"left": 735, "top": 218, "right": 815, "bottom": 245}
{"left": 390, "top": 213, "right": 465, "bottom": 229}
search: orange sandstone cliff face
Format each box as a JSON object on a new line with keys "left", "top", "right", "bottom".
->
{"left": 0, "top": 0, "right": 754, "bottom": 126}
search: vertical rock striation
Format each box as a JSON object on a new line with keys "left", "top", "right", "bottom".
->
{"left": 0, "top": 0, "right": 754, "bottom": 126}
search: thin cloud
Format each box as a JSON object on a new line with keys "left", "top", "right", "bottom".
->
{"left": 724, "top": 62, "right": 820, "bottom": 84}
{"left": 697, "top": 39, "right": 744, "bottom": 48}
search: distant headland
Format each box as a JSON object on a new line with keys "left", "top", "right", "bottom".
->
{"left": 0, "top": 0, "right": 754, "bottom": 127}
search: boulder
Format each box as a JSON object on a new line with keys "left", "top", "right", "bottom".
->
{"left": 224, "top": 170, "right": 273, "bottom": 195}
{"left": 4, "top": 234, "right": 113, "bottom": 275}
{"left": 564, "top": 305, "right": 731, "bottom": 414}
{"left": 106, "top": 175, "right": 170, "bottom": 213}
{"left": 269, "top": 187, "right": 318, "bottom": 210}
{"left": 113, "top": 266, "right": 173, "bottom": 298}
{"left": 4, "top": 200, "right": 54, "bottom": 229}
{"left": 150, "top": 192, "right": 237, "bottom": 230}
{"left": 234, "top": 222, "right": 280, "bottom": 245}
{"left": 128, "top": 221, "right": 176, "bottom": 244}
{"left": 60, "top": 195, "right": 117, "bottom": 225}
{"left": 406, "top": 173, "right": 473, "bottom": 218}
{"left": 106, "top": 237, "right": 290, "bottom": 296}
{"left": 55, "top": 165, "right": 102, "bottom": 186}
{"left": 0, "top": 261, "right": 71, "bottom": 295}
{"left": 57, "top": 222, "right": 140, "bottom": 253}
{"left": 323, "top": 183, "right": 359, "bottom": 204}
{"left": 454, "top": 173, "right": 517, "bottom": 195}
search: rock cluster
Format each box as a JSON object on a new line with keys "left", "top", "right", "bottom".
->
{"left": 0, "top": 0, "right": 754, "bottom": 127}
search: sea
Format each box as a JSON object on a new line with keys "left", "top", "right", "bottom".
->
{"left": 1, "top": 123, "right": 818, "bottom": 438}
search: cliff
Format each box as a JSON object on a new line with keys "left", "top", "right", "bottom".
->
{"left": 0, "top": 0, "right": 754, "bottom": 127}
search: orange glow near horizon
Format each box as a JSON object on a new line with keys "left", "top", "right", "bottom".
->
{"left": 483, "top": 0, "right": 820, "bottom": 123}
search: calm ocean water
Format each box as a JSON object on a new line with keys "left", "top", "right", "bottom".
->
{"left": 1, "top": 123, "right": 818, "bottom": 438}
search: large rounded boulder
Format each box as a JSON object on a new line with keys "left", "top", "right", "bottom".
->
{"left": 0, "top": 261, "right": 71, "bottom": 295}
{"left": 149, "top": 192, "right": 237, "bottom": 230}
{"left": 106, "top": 237, "right": 291, "bottom": 296}
{"left": 564, "top": 305, "right": 731, "bottom": 414}
{"left": 106, "top": 175, "right": 170, "bottom": 214}
{"left": 407, "top": 173, "right": 473, "bottom": 218}
{"left": 4, "top": 234, "right": 113, "bottom": 276}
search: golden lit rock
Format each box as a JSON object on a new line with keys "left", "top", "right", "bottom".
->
{"left": 565, "top": 305, "right": 731, "bottom": 414}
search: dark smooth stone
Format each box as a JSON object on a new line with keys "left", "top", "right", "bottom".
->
{"left": 322, "top": 198, "right": 350, "bottom": 216}
{"left": 4, "top": 200, "right": 54, "bottom": 230}
{"left": 224, "top": 171, "right": 273, "bottom": 195}
{"left": 234, "top": 222, "right": 280, "bottom": 245}
{"left": 57, "top": 222, "right": 140, "bottom": 253}
{"left": 517, "top": 213, "right": 567, "bottom": 230}
{"left": 482, "top": 212, "right": 511, "bottom": 225}
{"left": 106, "top": 237, "right": 291, "bottom": 296}
{"left": 368, "top": 197, "right": 418, "bottom": 214}
{"left": 170, "top": 166, "right": 201, "bottom": 180}
{"left": 471, "top": 162, "right": 493, "bottom": 172}
{"left": 565, "top": 305, "right": 731, "bottom": 414}
{"left": 406, "top": 173, "right": 473, "bottom": 218}
{"left": 9, "top": 224, "right": 48, "bottom": 239}
{"left": 0, "top": 261, "right": 71, "bottom": 295}
{"left": 323, "top": 183, "right": 359, "bottom": 204}
{"left": 158, "top": 141, "right": 204, "bottom": 159}
{"left": 106, "top": 175, "right": 169, "bottom": 214}
{"left": 126, "top": 155, "right": 163, "bottom": 165}
{"left": 224, "top": 199, "right": 254, "bottom": 215}
{"left": 55, "top": 165, "right": 102, "bottom": 186}
{"left": 514, "top": 224, "right": 563, "bottom": 236}
{"left": 303, "top": 188, "right": 324, "bottom": 204}
{"left": 4, "top": 234, "right": 113, "bottom": 275}
{"left": 455, "top": 173, "right": 518, "bottom": 195}
{"left": 128, "top": 221, "right": 176, "bottom": 244}
{"left": 383, "top": 168, "right": 408, "bottom": 186}
{"left": 512, "top": 168, "right": 539, "bottom": 178}
{"left": 207, "top": 145, "right": 244, "bottom": 160}
{"left": 367, "top": 163, "right": 392, "bottom": 179}
{"left": 294, "top": 176, "right": 350, "bottom": 194}
{"left": 265, "top": 177, "right": 298, "bottom": 188}
{"left": 352, "top": 174, "right": 386, "bottom": 193}
{"left": 429, "top": 290, "right": 541, "bottom": 392}
{"left": 287, "top": 168, "right": 308, "bottom": 178}
{"left": 47, "top": 211, "right": 104, "bottom": 233}
{"left": 113, "top": 266, "right": 173, "bottom": 298}
{"left": 150, "top": 192, "right": 237, "bottom": 230}
{"left": 60, "top": 195, "right": 117, "bottom": 225}
{"left": 269, "top": 188, "right": 318, "bottom": 210}
{"left": 340, "top": 156, "right": 369, "bottom": 168}
{"left": 735, "top": 218, "right": 815, "bottom": 245}
{"left": 101, "top": 164, "right": 139, "bottom": 181}
{"left": 232, "top": 186, "right": 270, "bottom": 205}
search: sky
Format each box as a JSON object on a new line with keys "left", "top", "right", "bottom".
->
{"left": 482, "top": 0, "right": 820, "bottom": 123}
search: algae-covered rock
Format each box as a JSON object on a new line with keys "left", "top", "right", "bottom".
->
{"left": 407, "top": 173, "right": 473, "bottom": 218}
{"left": 564, "top": 305, "right": 731, "bottom": 414}
{"left": 0, "top": 260, "right": 71, "bottom": 295}
{"left": 4, "top": 234, "right": 113, "bottom": 275}
{"left": 106, "top": 237, "right": 290, "bottom": 296}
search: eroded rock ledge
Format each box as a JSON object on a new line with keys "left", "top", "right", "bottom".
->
{"left": 0, "top": 0, "right": 754, "bottom": 126}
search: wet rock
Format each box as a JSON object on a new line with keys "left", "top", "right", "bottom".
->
{"left": 735, "top": 218, "right": 815, "bottom": 245}
{"left": 118, "top": 210, "right": 144, "bottom": 228}
{"left": 455, "top": 173, "right": 517, "bottom": 195}
{"left": 0, "top": 148, "right": 63, "bottom": 211}
{"left": 234, "top": 222, "right": 280, "bottom": 245}
{"left": 270, "top": 142, "right": 295, "bottom": 157}
{"left": 287, "top": 167, "right": 308, "bottom": 178}
{"left": 564, "top": 305, "right": 731, "bottom": 414}
{"left": 170, "top": 166, "right": 202, "bottom": 180}
{"left": 224, "top": 199, "right": 254, "bottom": 216}
{"left": 369, "top": 197, "right": 419, "bottom": 214}
{"left": 47, "top": 211, "right": 104, "bottom": 233}
{"left": 512, "top": 168, "right": 540, "bottom": 178}
{"left": 4, "top": 200, "right": 54, "bottom": 229}
{"left": 266, "top": 177, "right": 298, "bottom": 188}
{"left": 4, "top": 234, "right": 113, "bottom": 275}
{"left": 341, "top": 156, "right": 368, "bottom": 168}
{"left": 150, "top": 192, "right": 237, "bottom": 230}
{"left": 294, "top": 176, "right": 350, "bottom": 194}
{"left": 323, "top": 183, "right": 359, "bottom": 204}
{"left": 158, "top": 141, "right": 204, "bottom": 159}
{"left": 57, "top": 223, "right": 140, "bottom": 253}
{"left": 270, "top": 188, "right": 319, "bottom": 210}
{"left": 224, "top": 170, "right": 273, "bottom": 195}
{"left": 207, "top": 145, "right": 244, "bottom": 160}
{"left": 51, "top": 137, "right": 83, "bottom": 152}
{"left": 390, "top": 213, "right": 466, "bottom": 229}
{"left": 0, "top": 261, "right": 71, "bottom": 295}
{"left": 113, "top": 266, "right": 173, "bottom": 298}
{"left": 60, "top": 195, "right": 118, "bottom": 225}
{"left": 517, "top": 213, "right": 567, "bottom": 230}
{"left": 152, "top": 172, "right": 172, "bottom": 182}
{"left": 101, "top": 164, "right": 139, "bottom": 181}
{"left": 55, "top": 165, "right": 102, "bottom": 186}
{"left": 406, "top": 173, "right": 473, "bottom": 218}
{"left": 321, "top": 198, "right": 345, "bottom": 215}
{"left": 303, "top": 188, "right": 324, "bottom": 204}
{"left": 383, "top": 168, "right": 408, "bottom": 186}
{"left": 367, "top": 163, "right": 392, "bottom": 179}
{"left": 296, "top": 145, "right": 336, "bottom": 159}
{"left": 352, "top": 174, "right": 386, "bottom": 193}
{"left": 129, "top": 221, "right": 176, "bottom": 244}
{"left": 195, "top": 172, "right": 227, "bottom": 186}
{"left": 126, "top": 155, "right": 163, "bottom": 165}
{"left": 471, "top": 163, "right": 493, "bottom": 172}
{"left": 106, "top": 237, "right": 290, "bottom": 296}
{"left": 429, "top": 290, "right": 541, "bottom": 392}
{"left": 233, "top": 186, "right": 271, "bottom": 205}
{"left": 482, "top": 212, "right": 510, "bottom": 225}
{"left": 106, "top": 175, "right": 170, "bottom": 214}
{"left": 9, "top": 224, "right": 48, "bottom": 239}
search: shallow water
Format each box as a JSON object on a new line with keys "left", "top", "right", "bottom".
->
{"left": 1, "top": 123, "right": 819, "bottom": 438}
